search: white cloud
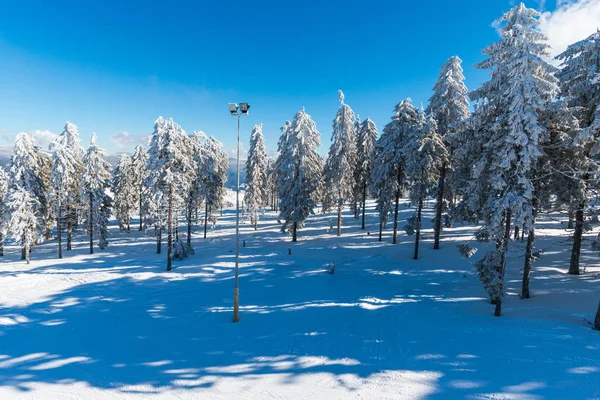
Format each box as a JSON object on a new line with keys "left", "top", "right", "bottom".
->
{"left": 539, "top": 0, "right": 600, "bottom": 58}
{"left": 30, "top": 129, "right": 58, "bottom": 151}
{"left": 110, "top": 131, "right": 146, "bottom": 150}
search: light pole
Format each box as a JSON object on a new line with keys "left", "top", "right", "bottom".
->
{"left": 228, "top": 102, "right": 250, "bottom": 323}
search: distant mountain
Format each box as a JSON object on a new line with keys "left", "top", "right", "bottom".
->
{"left": 0, "top": 146, "right": 12, "bottom": 168}
{"left": 226, "top": 157, "right": 247, "bottom": 189}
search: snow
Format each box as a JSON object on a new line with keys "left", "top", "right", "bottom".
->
{"left": 0, "top": 198, "right": 599, "bottom": 399}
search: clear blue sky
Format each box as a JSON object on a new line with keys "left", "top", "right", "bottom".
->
{"left": 0, "top": 0, "right": 552, "bottom": 157}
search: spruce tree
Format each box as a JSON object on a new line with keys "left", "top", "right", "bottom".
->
{"left": 113, "top": 155, "right": 136, "bottom": 232}
{"left": 278, "top": 108, "right": 323, "bottom": 242}
{"left": 354, "top": 118, "right": 378, "bottom": 230}
{"left": 81, "top": 134, "right": 112, "bottom": 253}
{"left": 403, "top": 114, "right": 449, "bottom": 259}
{"left": 10, "top": 132, "right": 51, "bottom": 245}
{"left": 468, "top": 3, "right": 558, "bottom": 316}
{"left": 6, "top": 187, "right": 39, "bottom": 263}
{"left": 0, "top": 166, "right": 9, "bottom": 256}
{"left": 244, "top": 124, "right": 268, "bottom": 230}
{"left": 323, "top": 90, "right": 357, "bottom": 236}
{"left": 427, "top": 56, "right": 469, "bottom": 250}
{"left": 131, "top": 145, "right": 149, "bottom": 232}
{"left": 556, "top": 30, "right": 600, "bottom": 276}
{"left": 371, "top": 99, "right": 419, "bottom": 244}
{"left": 50, "top": 122, "right": 84, "bottom": 251}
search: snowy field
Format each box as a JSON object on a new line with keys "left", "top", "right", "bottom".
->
{"left": 0, "top": 199, "right": 599, "bottom": 399}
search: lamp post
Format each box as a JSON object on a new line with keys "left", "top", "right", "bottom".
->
{"left": 228, "top": 102, "right": 250, "bottom": 323}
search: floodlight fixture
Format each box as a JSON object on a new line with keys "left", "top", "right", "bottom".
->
{"left": 228, "top": 103, "right": 239, "bottom": 115}
{"left": 239, "top": 102, "right": 250, "bottom": 114}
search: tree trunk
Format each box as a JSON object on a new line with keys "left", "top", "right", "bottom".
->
{"left": 66, "top": 203, "right": 72, "bottom": 251}
{"left": 21, "top": 246, "right": 26, "bottom": 260}
{"left": 127, "top": 211, "right": 130, "bottom": 233}
{"left": 514, "top": 226, "right": 520, "bottom": 240}
{"left": 522, "top": 208, "right": 537, "bottom": 299}
{"left": 156, "top": 225, "right": 161, "bottom": 254}
{"left": 361, "top": 183, "right": 367, "bottom": 230}
{"left": 496, "top": 209, "right": 512, "bottom": 317}
{"left": 569, "top": 202, "right": 584, "bottom": 275}
{"left": 187, "top": 204, "right": 192, "bottom": 246}
{"left": 392, "top": 188, "right": 400, "bottom": 245}
{"left": 167, "top": 183, "right": 173, "bottom": 271}
{"left": 433, "top": 163, "right": 446, "bottom": 250}
{"left": 254, "top": 211, "right": 258, "bottom": 231}
{"left": 568, "top": 203, "right": 574, "bottom": 230}
{"left": 204, "top": 203, "right": 209, "bottom": 239}
{"left": 337, "top": 208, "right": 342, "bottom": 236}
{"left": 594, "top": 300, "right": 600, "bottom": 331}
{"left": 57, "top": 202, "right": 62, "bottom": 259}
{"left": 413, "top": 197, "right": 423, "bottom": 260}
{"left": 292, "top": 221, "right": 298, "bottom": 242}
{"left": 0, "top": 232, "right": 4, "bottom": 257}
{"left": 379, "top": 221, "right": 383, "bottom": 242}
{"left": 25, "top": 243, "right": 30, "bottom": 264}
{"left": 139, "top": 185, "right": 143, "bottom": 231}
{"left": 89, "top": 193, "right": 94, "bottom": 254}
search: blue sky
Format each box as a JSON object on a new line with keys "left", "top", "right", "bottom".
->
{"left": 0, "top": 0, "right": 597, "bottom": 158}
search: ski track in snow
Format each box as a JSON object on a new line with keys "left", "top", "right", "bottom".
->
{"left": 0, "top": 199, "right": 598, "bottom": 399}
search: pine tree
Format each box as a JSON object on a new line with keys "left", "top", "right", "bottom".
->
{"left": 556, "top": 30, "right": 600, "bottom": 276}
{"left": 112, "top": 154, "right": 136, "bottom": 232}
{"left": 81, "top": 134, "right": 112, "bottom": 253}
{"left": 50, "top": 122, "right": 84, "bottom": 251}
{"left": 244, "top": 124, "right": 268, "bottom": 230}
{"left": 467, "top": 3, "right": 558, "bottom": 316}
{"left": 427, "top": 56, "right": 470, "bottom": 250}
{"left": 323, "top": 90, "right": 357, "bottom": 236}
{"left": 274, "top": 121, "right": 292, "bottom": 215}
{"left": 371, "top": 99, "right": 420, "bottom": 244}
{"left": 6, "top": 187, "right": 40, "bottom": 263}
{"left": 278, "top": 108, "right": 323, "bottom": 242}
{"left": 131, "top": 145, "right": 149, "bottom": 232}
{"left": 265, "top": 157, "right": 277, "bottom": 212}
{"left": 0, "top": 166, "right": 9, "bottom": 256}
{"left": 403, "top": 114, "right": 449, "bottom": 259}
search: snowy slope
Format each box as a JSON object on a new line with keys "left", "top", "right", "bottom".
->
{"left": 0, "top": 200, "right": 598, "bottom": 399}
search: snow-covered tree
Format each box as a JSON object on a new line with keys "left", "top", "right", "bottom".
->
{"left": 9, "top": 132, "right": 52, "bottom": 244}
{"left": 371, "top": 99, "right": 420, "bottom": 244}
{"left": 244, "top": 123, "right": 268, "bottom": 230}
{"left": 354, "top": 118, "right": 378, "bottom": 230}
{"left": 0, "top": 166, "right": 9, "bottom": 256}
{"left": 131, "top": 145, "right": 149, "bottom": 232}
{"left": 49, "top": 141, "right": 78, "bottom": 259}
{"left": 50, "top": 122, "right": 84, "bottom": 251}
{"left": 146, "top": 117, "right": 194, "bottom": 270}
{"left": 278, "top": 108, "right": 322, "bottom": 242}
{"left": 467, "top": 3, "right": 559, "bottom": 316}
{"left": 81, "top": 134, "right": 112, "bottom": 253}
{"left": 427, "top": 56, "right": 470, "bottom": 250}
{"left": 201, "top": 136, "right": 228, "bottom": 238}
{"left": 6, "top": 187, "right": 40, "bottom": 263}
{"left": 112, "top": 155, "right": 136, "bottom": 232}
{"left": 323, "top": 90, "right": 357, "bottom": 236}
{"left": 403, "top": 114, "right": 449, "bottom": 259}
{"left": 556, "top": 30, "right": 600, "bottom": 276}
{"left": 274, "top": 121, "right": 292, "bottom": 214}
{"left": 265, "top": 157, "right": 277, "bottom": 211}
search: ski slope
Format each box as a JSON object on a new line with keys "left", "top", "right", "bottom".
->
{"left": 0, "top": 199, "right": 598, "bottom": 399}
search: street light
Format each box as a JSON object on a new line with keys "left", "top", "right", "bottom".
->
{"left": 229, "top": 101, "right": 250, "bottom": 323}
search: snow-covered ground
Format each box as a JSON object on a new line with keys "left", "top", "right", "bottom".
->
{"left": 0, "top": 199, "right": 599, "bottom": 399}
